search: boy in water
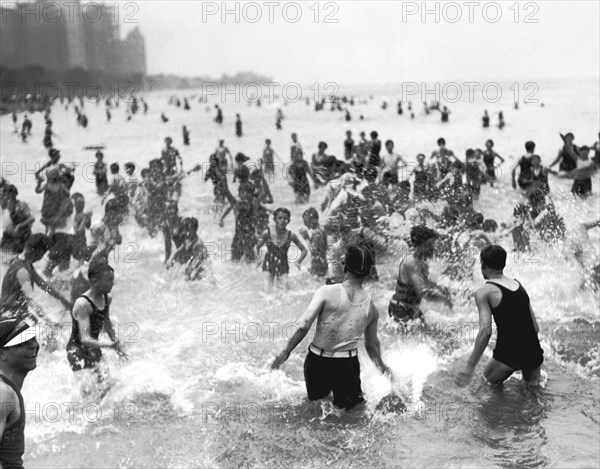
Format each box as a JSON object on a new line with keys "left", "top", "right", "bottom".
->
{"left": 256, "top": 208, "right": 308, "bottom": 291}
{"left": 167, "top": 217, "right": 211, "bottom": 281}
{"left": 379, "top": 139, "right": 406, "bottom": 185}
{"left": 299, "top": 208, "right": 328, "bottom": 278}
{"left": 571, "top": 146, "right": 592, "bottom": 198}
{"left": 457, "top": 245, "right": 543, "bottom": 386}
{"left": 512, "top": 141, "right": 537, "bottom": 193}
{"left": 388, "top": 226, "right": 452, "bottom": 324}
{"left": 0, "top": 234, "right": 71, "bottom": 323}
{"left": 67, "top": 262, "right": 127, "bottom": 399}
{"left": 271, "top": 245, "right": 391, "bottom": 410}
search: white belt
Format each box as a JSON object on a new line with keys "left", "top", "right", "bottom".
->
{"left": 309, "top": 343, "right": 357, "bottom": 358}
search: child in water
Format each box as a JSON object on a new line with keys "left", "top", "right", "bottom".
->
{"left": 299, "top": 208, "right": 328, "bottom": 278}
{"left": 256, "top": 208, "right": 308, "bottom": 291}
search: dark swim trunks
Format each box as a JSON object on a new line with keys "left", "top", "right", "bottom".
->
{"left": 303, "top": 350, "right": 364, "bottom": 410}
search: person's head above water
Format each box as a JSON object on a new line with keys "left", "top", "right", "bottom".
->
{"left": 437, "top": 137, "right": 446, "bottom": 147}
{"left": 525, "top": 141, "right": 536, "bottom": 153}
{"left": 343, "top": 245, "right": 373, "bottom": 278}
{"left": 480, "top": 244, "right": 506, "bottom": 275}
{"left": 410, "top": 225, "right": 439, "bottom": 258}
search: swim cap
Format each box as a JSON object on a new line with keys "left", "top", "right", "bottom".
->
{"left": 344, "top": 245, "right": 373, "bottom": 277}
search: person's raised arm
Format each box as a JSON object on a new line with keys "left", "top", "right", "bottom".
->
{"left": 511, "top": 162, "right": 518, "bottom": 189}
{"left": 364, "top": 301, "right": 391, "bottom": 376}
{"left": 456, "top": 287, "right": 493, "bottom": 386}
{"left": 582, "top": 219, "right": 600, "bottom": 231}
{"left": 271, "top": 286, "right": 327, "bottom": 369}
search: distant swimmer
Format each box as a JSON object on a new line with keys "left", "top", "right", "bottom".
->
{"left": 235, "top": 113, "right": 243, "bottom": 137}
{"left": 262, "top": 139, "right": 276, "bottom": 178}
{"left": 271, "top": 245, "right": 391, "bottom": 410}
{"left": 440, "top": 106, "right": 450, "bottom": 123}
{"left": 161, "top": 113, "right": 169, "bottom": 123}
{"left": 0, "top": 318, "right": 39, "bottom": 469}
{"left": 482, "top": 110, "right": 490, "bottom": 128}
{"left": 457, "top": 245, "right": 544, "bottom": 386}
{"left": 67, "top": 262, "right": 127, "bottom": 399}
{"left": 549, "top": 132, "right": 579, "bottom": 173}
{"left": 182, "top": 125, "right": 190, "bottom": 146}
{"left": 498, "top": 111, "right": 505, "bottom": 129}
{"left": 388, "top": 226, "right": 452, "bottom": 324}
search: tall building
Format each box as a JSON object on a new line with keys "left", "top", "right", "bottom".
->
{"left": 0, "top": 0, "right": 146, "bottom": 75}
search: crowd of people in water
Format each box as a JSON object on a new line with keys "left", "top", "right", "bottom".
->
{"left": 1, "top": 91, "right": 599, "bottom": 468}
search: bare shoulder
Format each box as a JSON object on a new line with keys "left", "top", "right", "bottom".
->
{"left": 72, "top": 296, "right": 93, "bottom": 318}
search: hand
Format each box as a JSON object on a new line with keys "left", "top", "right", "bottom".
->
{"left": 456, "top": 365, "right": 474, "bottom": 387}
{"left": 271, "top": 350, "right": 290, "bottom": 370}
{"left": 512, "top": 181, "right": 517, "bottom": 189}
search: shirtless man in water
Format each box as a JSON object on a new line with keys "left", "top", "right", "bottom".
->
{"left": 457, "top": 245, "right": 544, "bottom": 386}
{"left": 272, "top": 246, "right": 391, "bottom": 410}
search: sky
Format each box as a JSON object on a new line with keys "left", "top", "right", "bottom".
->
{"left": 75, "top": 1, "right": 600, "bottom": 84}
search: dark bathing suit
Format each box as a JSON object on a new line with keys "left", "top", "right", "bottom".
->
{"left": 67, "top": 294, "right": 110, "bottom": 371}
{"left": 487, "top": 280, "right": 544, "bottom": 371}
{"left": 389, "top": 261, "right": 424, "bottom": 322}
{"left": 0, "top": 374, "right": 25, "bottom": 469}
{"left": 262, "top": 228, "right": 292, "bottom": 277}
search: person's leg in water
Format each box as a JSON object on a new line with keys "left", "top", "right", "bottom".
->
{"left": 483, "top": 357, "right": 515, "bottom": 385}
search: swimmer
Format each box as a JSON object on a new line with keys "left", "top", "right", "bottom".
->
{"left": 388, "top": 226, "right": 452, "bottom": 324}
{"left": 457, "top": 245, "right": 544, "bottom": 386}
{"left": 271, "top": 245, "right": 391, "bottom": 410}
{"left": 66, "top": 262, "right": 127, "bottom": 399}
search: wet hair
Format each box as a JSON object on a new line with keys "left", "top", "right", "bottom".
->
{"left": 95, "top": 150, "right": 104, "bottom": 158}
{"left": 410, "top": 225, "right": 439, "bottom": 247}
{"left": 370, "top": 131, "right": 378, "bottom": 139}
{"left": 110, "top": 163, "right": 120, "bottom": 173}
{"left": 71, "top": 192, "right": 84, "bottom": 202}
{"left": 265, "top": 139, "right": 271, "bottom": 144}
{"left": 25, "top": 233, "right": 50, "bottom": 261}
{"left": 318, "top": 141, "right": 328, "bottom": 149}
{"left": 475, "top": 212, "right": 484, "bottom": 225}
{"left": 140, "top": 168, "right": 149, "bottom": 178}
{"left": 530, "top": 154, "right": 541, "bottom": 163}
{"left": 303, "top": 207, "right": 319, "bottom": 220}
{"left": 382, "top": 172, "right": 396, "bottom": 186}
{"left": 565, "top": 132, "right": 574, "bottom": 140}
{"left": 385, "top": 139, "right": 394, "bottom": 146}
{"left": 480, "top": 244, "right": 506, "bottom": 270}
{"left": 344, "top": 245, "right": 373, "bottom": 278}
{"left": 124, "top": 162, "right": 136, "bottom": 173}
{"left": 466, "top": 149, "right": 475, "bottom": 158}
{"left": 482, "top": 219, "right": 498, "bottom": 233}
{"left": 273, "top": 207, "right": 291, "bottom": 219}
{"left": 580, "top": 145, "right": 590, "bottom": 152}
{"left": 416, "top": 153, "right": 425, "bottom": 160}
{"left": 437, "top": 138, "right": 446, "bottom": 146}
{"left": 88, "top": 261, "right": 114, "bottom": 282}
{"left": 525, "top": 141, "right": 536, "bottom": 152}
{"left": 486, "top": 139, "right": 494, "bottom": 146}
